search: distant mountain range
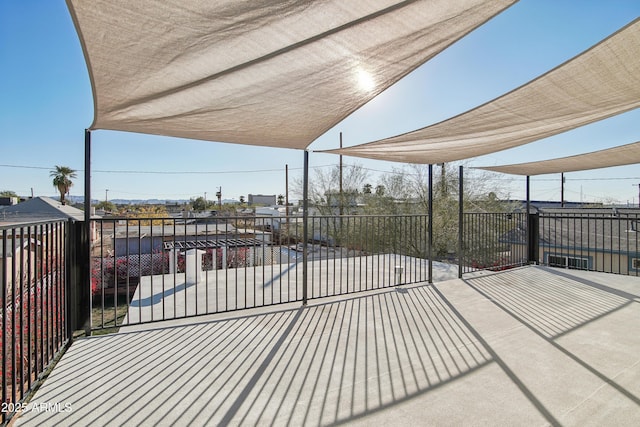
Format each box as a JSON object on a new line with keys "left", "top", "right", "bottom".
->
{"left": 63, "top": 195, "right": 240, "bottom": 205}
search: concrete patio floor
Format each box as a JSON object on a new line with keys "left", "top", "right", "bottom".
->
{"left": 14, "top": 265, "right": 640, "bottom": 426}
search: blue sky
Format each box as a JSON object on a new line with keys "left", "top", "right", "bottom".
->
{"left": 1, "top": 1, "right": 639, "bottom": 204}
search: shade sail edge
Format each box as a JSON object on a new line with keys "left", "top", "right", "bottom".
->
{"left": 473, "top": 140, "right": 640, "bottom": 176}
{"left": 67, "top": 0, "right": 518, "bottom": 150}
{"left": 318, "top": 18, "right": 640, "bottom": 164}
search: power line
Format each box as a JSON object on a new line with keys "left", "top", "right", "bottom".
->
{"left": 0, "top": 163, "right": 335, "bottom": 174}
{"left": 4, "top": 162, "right": 640, "bottom": 182}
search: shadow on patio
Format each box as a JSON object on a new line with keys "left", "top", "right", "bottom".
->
{"left": 15, "top": 266, "right": 640, "bottom": 426}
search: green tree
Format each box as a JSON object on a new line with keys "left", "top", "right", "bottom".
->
{"left": 191, "top": 196, "right": 209, "bottom": 211}
{"left": 95, "top": 200, "right": 116, "bottom": 213}
{"left": 277, "top": 194, "right": 284, "bottom": 205}
{"left": 127, "top": 204, "right": 169, "bottom": 225}
{"left": 50, "top": 165, "right": 77, "bottom": 205}
{"left": 0, "top": 190, "right": 18, "bottom": 197}
{"left": 294, "top": 163, "right": 369, "bottom": 215}
{"left": 375, "top": 163, "right": 515, "bottom": 260}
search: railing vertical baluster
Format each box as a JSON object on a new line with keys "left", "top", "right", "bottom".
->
{"left": 44, "top": 223, "right": 50, "bottom": 371}
{"left": 161, "top": 221, "right": 166, "bottom": 320}
{"left": 339, "top": 216, "right": 343, "bottom": 294}
{"left": 26, "top": 225, "right": 32, "bottom": 391}
{"left": 309, "top": 216, "right": 314, "bottom": 298}
{"left": 225, "top": 219, "right": 230, "bottom": 311}
{"left": 268, "top": 214, "right": 274, "bottom": 307}
{"left": 195, "top": 220, "right": 200, "bottom": 314}
{"left": 19, "top": 226, "right": 26, "bottom": 403}
{"left": 10, "top": 227, "right": 17, "bottom": 406}
{"left": 2, "top": 230, "right": 7, "bottom": 418}
{"left": 35, "top": 224, "right": 41, "bottom": 381}
{"left": 609, "top": 214, "right": 614, "bottom": 273}
{"left": 61, "top": 222, "right": 65, "bottom": 342}
{"left": 579, "top": 213, "right": 584, "bottom": 270}
{"left": 99, "top": 220, "right": 104, "bottom": 328}
{"left": 150, "top": 218, "right": 155, "bottom": 319}
{"left": 358, "top": 215, "right": 362, "bottom": 289}
{"left": 203, "top": 221, "right": 208, "bottom": 313}
{"left": 318, "top": 215, "right": 323, "bottom": 297}
{"left": 52, "top": 223, "right": 57, "bottom": 352}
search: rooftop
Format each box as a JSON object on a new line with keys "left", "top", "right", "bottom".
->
{"left": 15, "top": 266, "right": 640, "bottom": 426}
{"left": 0, "top": 196, "right": 86, "bottom": 225}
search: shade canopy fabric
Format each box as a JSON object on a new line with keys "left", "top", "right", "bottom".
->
{"left": 67, "top": 0, "right": 516, "bottom": 150}
{"left": 475, "top": 140, "right": 640, "bottom": 176}
{"left": 323, "top": 18, "right": 640, "bottom": 164}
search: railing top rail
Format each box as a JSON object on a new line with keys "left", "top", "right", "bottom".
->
{"left": 308, "top": 213, "right": 430, "bottom": 219}
{"left": 539, "top": 213, "right": 640, "bottom": 220}
{"left": 464, "top": 211, "right": 524, "bottom": 215}
{"left": 93, "top": 213, "right": 432, "bottom": 220}
{"left": 0, "top": 217, "right": 71, "bottom": 230}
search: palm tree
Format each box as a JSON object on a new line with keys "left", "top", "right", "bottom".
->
{"left": 50, "top": 165, "right": 77, "bottom": 205}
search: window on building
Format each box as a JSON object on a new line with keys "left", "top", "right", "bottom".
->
{"left": 567, "top": 257, "right": 588, "bottom": 270}
{"left": 548, "top": 254, "right": 588, "bottom": 270}
{"left": 548, "top": 255, "right": 566, "bottom": 268}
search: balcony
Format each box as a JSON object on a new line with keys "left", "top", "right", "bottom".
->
{"left": 3, "top": 211, "right": 640, "bottom": 425}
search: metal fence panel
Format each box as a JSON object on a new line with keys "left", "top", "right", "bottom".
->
{"left": 1, "top": 219, "right": 71, "bottom": 424}
{"left": 89, "top": 214, "right": 432, "bottom": 330}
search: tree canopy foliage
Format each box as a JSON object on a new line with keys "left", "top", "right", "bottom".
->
{"left": 0, "top": 190, "right": 18, "bottom": 197}
{"left": 50, "top": 165, "right": 77, "bottom": 205}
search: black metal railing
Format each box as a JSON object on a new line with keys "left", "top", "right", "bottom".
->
{"left": 1, "top": 219, "right": 72, "bottom": 424}
{"left": 539, "top": 209, "right": 640, "bottom": 275}
{"left": 90, "top": 214, "right": 432, "bottom": 330}
{"left": 461, "top": 212, "right": 528, "bottom": 274}
{"left": 460, "top": 209, "right": 640, "bottom": 277}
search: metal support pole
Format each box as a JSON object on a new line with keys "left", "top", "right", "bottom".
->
{"left": 84, "top": 129, "right": 92, "bottom": 334}
{"left": 285, "top": 164, "right": 290, "bottom": 237}
{"left": 526, "top": 175, "right": 531, "bottom": 263}
{"left": 458, "top": 165, "right": 464, "bottom": 279}
{"left": 65, "top": 218, "right": 73, "bottom": 340}
{"left": 561, "top": 173, "right": 565, "bottom": 208}
{"left": 428, "top": 164, "right": 433, "bottom": 284}
{"left": 302, "top": 150, "right": 309, "bottom": 305}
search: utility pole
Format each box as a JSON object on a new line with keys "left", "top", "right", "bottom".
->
{"left": 285, "top": 164, "right": 289, "bottom": 216}
{"left": 105, "top": 189, "right": 109, "bottom": 202}
{"left": 439, "top": 163, "right": 446, "bottom": 195}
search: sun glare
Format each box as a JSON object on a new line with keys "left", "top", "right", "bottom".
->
{"left": 356, "top": 68, "right": 376, "bottom": 92}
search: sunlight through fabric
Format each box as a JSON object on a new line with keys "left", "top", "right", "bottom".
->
{"left": 66, "top": 0, "right": 517, "bottom": 149}
{"left": 356, "top": 67, "right": 376, "bottom": 93}
{"left": 323, "top": 18, "right": 640, "bottom": 164}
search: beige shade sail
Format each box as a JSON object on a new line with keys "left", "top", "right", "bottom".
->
{"left": 66, "top": 0, "right": 517, "bottom": 150}
{"left": 323, "top": 18, "right": 640, "bottom": 163}
{"left": 475, "top": 140, "right": 640, "bottom": 176}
